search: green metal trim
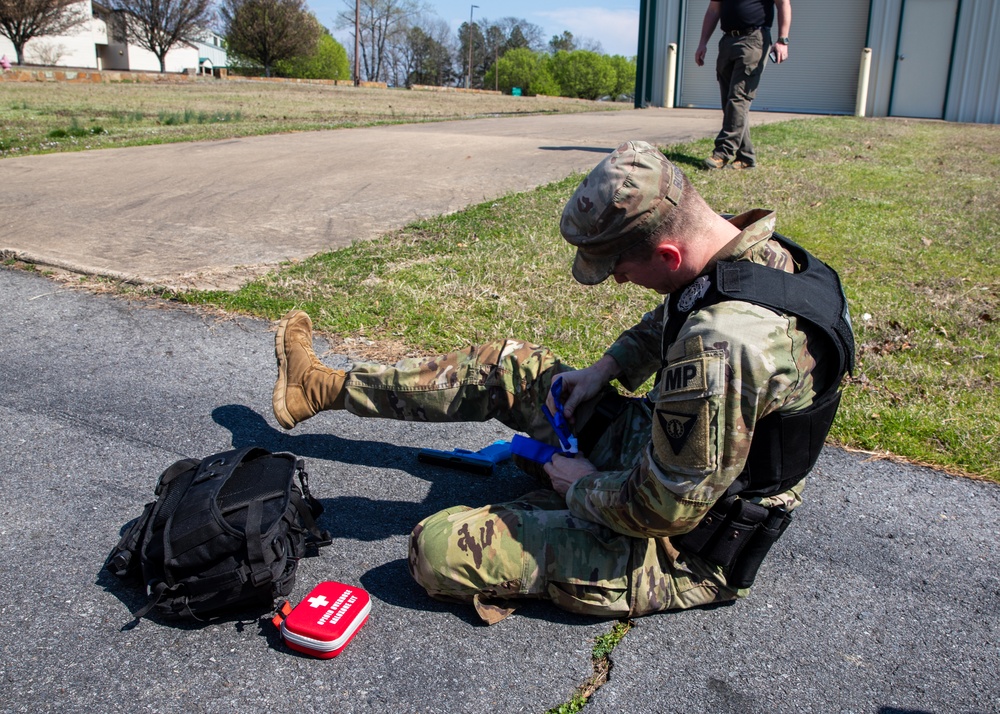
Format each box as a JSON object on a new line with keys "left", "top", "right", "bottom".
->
{"left": 644, "top": 0, "right": 658, "bottom": 106}
{"left": 864, "top": 0, "right": 874, "bottom": 45}
{"left": 635, "top": 0, "right": 649, "bottom": 107}
{"left": 943, "top": 0, "right": 963, "bottom": 119}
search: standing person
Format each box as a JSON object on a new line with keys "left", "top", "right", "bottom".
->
{"left": 271, "top": 140, "right": 853, "bottom": 624}
{"left": 695, "top": 0, "right": 792, "bottom": 170}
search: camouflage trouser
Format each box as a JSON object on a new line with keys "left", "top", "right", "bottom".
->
{"left": 341, "top": 340, "right": 740, "bottom": 622}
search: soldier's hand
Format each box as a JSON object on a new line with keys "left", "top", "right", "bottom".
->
{"left": 545, "top": 453, "right": 597, "bottom": 497}
{"left": 548, "top": 355, "right": 621, "bottom": 422}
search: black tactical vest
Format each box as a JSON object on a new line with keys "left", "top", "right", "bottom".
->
{"left": 661, "top": 233, "right": 855, "bottom": 499}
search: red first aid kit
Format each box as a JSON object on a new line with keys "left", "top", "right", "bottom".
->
{"left": 273, "top": 581, "right": 371, "bottom": 659}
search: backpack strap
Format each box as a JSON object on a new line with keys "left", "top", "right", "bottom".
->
{"left": 106, "top": 501, "right": 156, "bottom": 579}
{"left": 243, "top": 498, "right": 274, "bottom": 587}
{"left": 191, "top": 446, "right": 269, "bottom": 485}
{"left": 290, "top": 462, "right": 332, "bottom": 547}
{"left": 107, "top": 455, "right": 201, "bottom": 580}
{"left": 154, "top": 457, "right": 201, "bottom": 495}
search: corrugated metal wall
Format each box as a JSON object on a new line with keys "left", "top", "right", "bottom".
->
{"left": 636, "top": 0, "right": 1000, "bottom": 124}
{"left": 636, "top": 0, "right": 683, "bottom": 108}
{"left": 864, "top": 0, "right": 901, "bottom": 118}
{"left": 677, "top": 0, "right": 869, "bottom": 114}
{"left": 947, "top": 0, "right": 1000, "bottom": 124}
{"left": 639, "top": 0, "right": 1000, "bottom": 124}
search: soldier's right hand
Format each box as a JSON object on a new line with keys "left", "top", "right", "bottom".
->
{"left": 549, "top": 355, "right": 621, "bottom": 422}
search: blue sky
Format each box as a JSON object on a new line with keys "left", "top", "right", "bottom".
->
{"left": 306, "top": 0, "right": 641, "bottom": 58}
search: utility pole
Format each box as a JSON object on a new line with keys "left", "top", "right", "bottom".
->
{"left": 354, "top": 0, "right": 360, "bottom": 86}
{"left": 466, "top": 5, "right": 478, "bottom": 90}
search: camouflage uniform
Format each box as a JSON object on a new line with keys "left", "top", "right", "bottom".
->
{"left": 340, "top": 209, "right": 819, "bottom": 623}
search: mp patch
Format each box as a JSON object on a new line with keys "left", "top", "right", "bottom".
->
{"left": 658, "top": 355, "right": 707, "bottom": 396}
{"left": 656, "top": 409, "right": 698, "bottom": 455}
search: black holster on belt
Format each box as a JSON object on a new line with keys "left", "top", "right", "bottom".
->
{"left": 673, "top": 495, "right": 793, "bottom": 589}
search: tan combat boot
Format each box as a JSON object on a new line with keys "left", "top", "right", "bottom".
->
{"left": 272, "top": 310, "right": 347, "bottom": 429}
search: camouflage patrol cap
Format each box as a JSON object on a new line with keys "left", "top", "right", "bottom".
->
{"left": 560, "top": 140, "right": 684, "bottom": 285}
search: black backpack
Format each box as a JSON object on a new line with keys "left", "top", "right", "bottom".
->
{"left": 107, "top": 446, "right": 331, "bottom": 622}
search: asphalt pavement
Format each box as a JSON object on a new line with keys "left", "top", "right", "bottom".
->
{"left": 1, "top": 108, "right": 998, "bottom": 713}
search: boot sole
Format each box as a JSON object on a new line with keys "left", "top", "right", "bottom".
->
{"left": 272, "top": 312, "right": 300, "bottom": 430}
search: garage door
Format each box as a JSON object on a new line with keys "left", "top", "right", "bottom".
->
{"left": 677, "top": 0, "right": 871, "bottom": 114}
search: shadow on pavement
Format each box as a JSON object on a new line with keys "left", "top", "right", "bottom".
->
{"left": 360, "top": 558, "right": 619, "bottom": 628}
{"left": 538, "top": 145, "right": 615, "bottom": 154}
{"left": 660, "top": 150, "right": 707, "bottom": 172}
{"left": 211, "top": 403, "right": 541, "bottom": 537}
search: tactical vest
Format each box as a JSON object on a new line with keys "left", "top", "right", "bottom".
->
{"left": 661, "top": 233, "right": 855, "bottom": 499}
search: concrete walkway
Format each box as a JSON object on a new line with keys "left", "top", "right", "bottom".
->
{"left": 0, "top": 108, "right": 800, "bottom": 289}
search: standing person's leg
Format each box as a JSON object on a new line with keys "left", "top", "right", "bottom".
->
{"left": 731, "top": 29, "right": 770, "bottom": 166}
{"left": 709, "top": 31, "right": 767, "bottom": 168}
{"left": 708, "top": 34, "right": 738, "bottom": 166}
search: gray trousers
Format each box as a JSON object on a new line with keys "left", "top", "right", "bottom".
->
{"left": 713, "top": 28, "right": 770, "bottom": 165}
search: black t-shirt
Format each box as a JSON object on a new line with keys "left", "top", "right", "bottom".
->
{"left": 719, "top": 0, "right": 775, "bottom": 33}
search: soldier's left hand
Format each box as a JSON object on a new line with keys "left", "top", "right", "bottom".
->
{"left": 545, "top": 453, "right": 597, "bottom": 497}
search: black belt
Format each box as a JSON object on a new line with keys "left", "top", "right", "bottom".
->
{"left": 724, "top": 26, "right": 762, "bottom": 37}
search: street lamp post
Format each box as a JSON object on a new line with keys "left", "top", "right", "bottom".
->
{"left": 466, "top": 5, "right": 478, "bottom": 90}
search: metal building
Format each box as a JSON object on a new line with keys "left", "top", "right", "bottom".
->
{"left": 635, "top": 0, "right": 1000, "bottom": 124}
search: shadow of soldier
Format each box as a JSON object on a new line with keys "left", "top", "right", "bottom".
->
{"left": 210, "top": 403, "right": 539, "bottom": 541}
{"left": 210, "top": 403, "right": 548, "bottom": 619}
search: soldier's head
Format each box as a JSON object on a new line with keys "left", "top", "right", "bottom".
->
{"left": 560, "top": 140, "right": 715, "bottom": 292}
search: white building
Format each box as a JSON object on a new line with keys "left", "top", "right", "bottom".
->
{"left": 0, "top": 0, "right": 226, "bottom": 74}
{"left": 634, "top": 0, "right": 1000, "bottom": 124}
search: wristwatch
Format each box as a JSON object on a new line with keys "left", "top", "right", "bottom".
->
{"left": 778, "top": 36, "right": 790, "bottom": 44}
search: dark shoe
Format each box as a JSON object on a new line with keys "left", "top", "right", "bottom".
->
{"left": 702, "top": 155, "right": 727, "bottom": 170}
{"left": 727, "top": 160, "right": 756, "bottom": 170}
{"left": 273, "top": 310, "right": 347, "bottom": 429}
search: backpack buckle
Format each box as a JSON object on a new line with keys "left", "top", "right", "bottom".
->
{"left": 250, "top": 568, "right": 274, "bottom": 588}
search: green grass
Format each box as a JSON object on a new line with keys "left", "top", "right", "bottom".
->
{"left": 545, "top": 620, "right": 633, "bottom": 713}
{"left": 175, "top": 116, "right": 999, "bottom": 481}
{"left": 0, "top": 80, "right": 626, "bottom": 158}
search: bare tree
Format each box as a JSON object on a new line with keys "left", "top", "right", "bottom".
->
{"left": 337, "top": 0, "right": 424, "bottom": 83}
{"left": 109, "top": 0, "right": 214, "bottom": 72}
{"left": 0, "top": 0, "right": 88, "bottom": 65}
{"left": 28, "top": 38, "right": 67, "bottom": 65}
{"left": 221, "top": 0, "right": 321, "bottom": 77}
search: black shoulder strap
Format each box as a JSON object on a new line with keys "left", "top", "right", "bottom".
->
{"left": 191, "top": 446, "right": 271, "bottom": 485}
{"left": 657, "top": 234, "right": 856, "bottom": 500}
{"left": 662, "top": 233, "right": 855, "bottom": 377}
{"left": 713, "top": 234, "right": 855, "bottom": 375}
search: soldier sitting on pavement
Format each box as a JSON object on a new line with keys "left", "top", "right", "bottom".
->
{"left": 270, "top": 140, "right": 854, "bottom": 624}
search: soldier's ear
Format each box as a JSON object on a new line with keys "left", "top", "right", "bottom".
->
{"left": 654, "top": 243, "right": 683, "bottom": 272}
